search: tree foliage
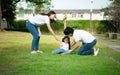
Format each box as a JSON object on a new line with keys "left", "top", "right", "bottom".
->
{"left": 0, "top": 0, "right": 20, "bottom": 30}
{"left": 0, "top": 0, "right": 51, "bottom": 30}
{"left": 2, "top": 0, "right": 16, "bottom": 28}
{"left": 103, "top": 0, "right": 120, "bottom": 33}
{"left": 26, "top": 0, "right": 52, "bottom": 13}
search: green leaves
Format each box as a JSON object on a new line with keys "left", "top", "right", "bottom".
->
{"left": 26, "top": 0, "right": 52, "bottom": 10}
{"left": 102, "top": 0, "right": 120, "bottom": 32}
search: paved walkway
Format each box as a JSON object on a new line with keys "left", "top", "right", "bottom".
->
{"left": 96, "top": 36, "right": 120, "bottom": 52}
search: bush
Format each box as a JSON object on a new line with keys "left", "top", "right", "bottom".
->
{"left": 13, "top": 20, "right": 26, "bottom": 29}
{"left": 97, "top": 20, "right": 117, "bottom": 33}
{"left": 67, "top": 20, "right": 89, "bottom": 30}
{"left": 5, "top": 28, "right": 28, "bottom": 32}
{"left": 67, "top": 20, "right": 99, "bottom": 33}
{"left": 5, "top": 20, "right": 116, "bottom": 33}
{"left": 40, "top": 20, "right": 64, "bottom": 32}
{"left": 6, "top": 20, "right": 64, "bottom": 32}
{"left": 5, "top": 20, "right": 27, "bottom": 32}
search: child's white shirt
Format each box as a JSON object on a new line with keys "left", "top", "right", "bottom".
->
{"left": 60, "top": 42, "right": 69, "bottom": 51}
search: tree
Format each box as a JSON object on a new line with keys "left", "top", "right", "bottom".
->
{"left": 0, "top": 0, "right": 2, "bottom": 31}
{"left": 0, "top": 0, "right": 51, "bottom": 31}
{"left": 0, "top": 0, "right": 20, "bottom": 31}
{"left": 103, "top": 0, "right": 120, "bottom": 32}
{"left": 26, "top": 0, "right": 52, "bottom": 13}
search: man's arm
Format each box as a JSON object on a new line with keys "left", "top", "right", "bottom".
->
{"left": 61, "top": 41, "right": 80, "bottom": 55}
{"left": 69, "top": 41, "right": 80, "bottom": 52}
{"left": 71, "top": 40, "right": 75, "bottom": 46}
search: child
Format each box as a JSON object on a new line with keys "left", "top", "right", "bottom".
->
{"left": 53, "top": 36, "right": 70, "bottom": 54}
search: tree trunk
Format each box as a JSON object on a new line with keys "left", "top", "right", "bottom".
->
{"left": 63, "top": 14, "right": 67, "bottom": 29}
{"left": 64, "top": 19, "right": 66, "bottom": 30}
{"left": 0, "top": 0, "right": 2, "bottom": 31}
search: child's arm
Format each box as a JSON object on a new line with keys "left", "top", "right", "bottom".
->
{"left": 59, "top": 38, "right": 62, "bottom": 47}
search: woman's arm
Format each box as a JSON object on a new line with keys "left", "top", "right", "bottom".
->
{"left": 37, "top": 26, "right": 42, "bottom": 36}
{"left": 46, "top": 23, "right": 59, "bottom": 41}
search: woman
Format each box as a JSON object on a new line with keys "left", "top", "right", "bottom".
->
{"left": 26, "top": 11, "right": 59, "bottom": 54}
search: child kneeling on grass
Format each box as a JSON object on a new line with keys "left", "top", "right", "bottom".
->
{"left": 53, "top": 36, "right": 71, "bottom": 54}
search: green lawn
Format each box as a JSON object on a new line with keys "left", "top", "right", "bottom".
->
{"left": 0, "top": 31, "right": 120, "bottom": 75}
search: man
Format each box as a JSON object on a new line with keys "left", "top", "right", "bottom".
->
{"left": 63, "top": 27, "right": 99, "bottom": 56}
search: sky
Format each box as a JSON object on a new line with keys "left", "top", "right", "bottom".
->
{"left": 51, "top": 0, "right": 111, "bottom": 9}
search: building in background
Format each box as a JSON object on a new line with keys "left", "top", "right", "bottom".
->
{"left": 16, "top": 0, "right": 104, "bottom": 20}
{"left": 16, "top": 9, "right": 104, "bottom": 20}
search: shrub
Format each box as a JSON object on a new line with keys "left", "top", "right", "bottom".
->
{"left": 67, "top": 20, "right": 99, "bottom": 33}
{"left": 97, "top": 20, "right": 117, "bottom": 33}
{"left": 13, "top": 20, "right": 26, "bottom": 29}
{"left": 5, "top": 20, "right": 116, "bottom": 33}
{"left": 40, "top": 20, "right": 64, "bottom": 32}
{"left": 6, "top": 20, "right": 64, "bottom": 32}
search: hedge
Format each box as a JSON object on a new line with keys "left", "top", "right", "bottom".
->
{"left": 5, "top": 20, "right": 64, "bottom": 32}
{"left": 67, "top": 20, "right": 99, "bottom": 33}
{"left": 5, "top": 20, "right": 116, "bottom": 33}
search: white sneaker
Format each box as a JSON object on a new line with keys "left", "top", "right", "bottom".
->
{"left": 36, "top": 50, "right": 43, "bottom": 53}
{"left": 31, "top": 51, "right": 37, "bottom": 54}
{"left": 94, "top": 48, "right": 99, "bottom": 56}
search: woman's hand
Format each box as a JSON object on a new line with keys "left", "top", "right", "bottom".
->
{"left": 39, "top": 32, "right": 42, "bottom": 37}
{"left": 46, "top": 24, "right": 61, "bottom": 41}
{"left": 37, "top": 26, "right": 42, "bottom": 37}
{"left": 54, "top": 36, "right": 61, "bottom": 41}
{"left": 55, "top": 37, "right": 61, "bottom": 41}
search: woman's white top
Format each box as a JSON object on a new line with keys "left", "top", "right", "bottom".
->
{"left": 73, "top": 30, "right": 96, "bottom": 43}
{"left": 28, "top": 15, "right": 50, "bottom": 25}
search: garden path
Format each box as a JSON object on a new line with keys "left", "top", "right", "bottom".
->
{"left": 96, "top": 36, "right": 120, "bottom": 52}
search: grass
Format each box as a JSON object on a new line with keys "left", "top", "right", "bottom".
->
{"left": 0, "top": 31, "right": 120, "bottom": 75}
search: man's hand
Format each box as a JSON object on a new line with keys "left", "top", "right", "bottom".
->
{"left": 68, "top": 50, "right": 73, "bottom": 52}
{"left": 61, "top": 50, "right": 72, "bottom": 55}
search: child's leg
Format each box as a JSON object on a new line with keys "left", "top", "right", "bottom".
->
{"left": 54, "top": 49, "right": 66, "bottom": 54}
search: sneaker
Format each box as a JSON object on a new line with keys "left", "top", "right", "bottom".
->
{"left": 94, "top": 48, "right": 99, "bottom": 56}
{"left": 31, "top": 51, "right": 37, "bottom": 54}
{"left": 36, "top": 50, "right": 43, "bottom": 53}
